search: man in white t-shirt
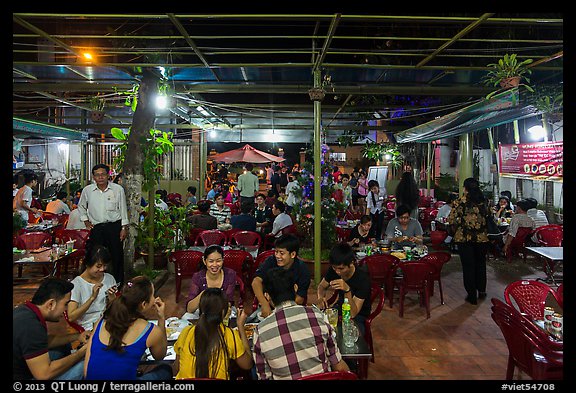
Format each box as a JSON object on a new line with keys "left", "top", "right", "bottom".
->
{"left": 46, "top": 191, "right": 71, "bottom": 215}
{"left": 270, "top": 201, "right": 293, "bottom": 237}
{"left": 524, "top": 197, "right": 549, "bottom": 244}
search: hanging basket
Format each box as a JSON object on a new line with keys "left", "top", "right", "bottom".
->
{"left": 499, "top": 76, "right": 521, "bottom": 89}
{"left": 308, "top": 88, "right": 326, "bottom": 102}
{"left": 90, "top": 110, "right": 105, "bottom": 123}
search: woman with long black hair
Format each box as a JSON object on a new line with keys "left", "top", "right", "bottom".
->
{"left": 447, "top": 178, "right": 490, "bottom": 305}
{"left": 174, "top": 288, "right": 252, "bottom": 379}
{"left": 395, "top": 171, "right": 420, "bottom": 219}
{"left": 366, "top": 179, "right": 386, "bottom": 240}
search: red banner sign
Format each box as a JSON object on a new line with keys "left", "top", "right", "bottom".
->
{"left": 498, "top": 142, "right": 563, "bottom": 181}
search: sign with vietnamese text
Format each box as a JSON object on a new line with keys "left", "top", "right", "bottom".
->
{"left": 498, "top": 142, "right": 562, "bottom": 182}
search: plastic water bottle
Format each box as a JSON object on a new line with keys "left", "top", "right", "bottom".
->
{"left": 342, "top": 297, "right": 351, "bottom": 325}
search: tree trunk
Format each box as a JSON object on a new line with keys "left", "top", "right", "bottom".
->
{"left": 545, "top": 181, "right": 555, "bottom": 223}
{"left": 122, "top": 71, "right": 159, "bottom": 278}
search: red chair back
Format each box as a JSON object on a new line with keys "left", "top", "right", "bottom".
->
{"left": 186, "top": 227, "right": 207, "bottom": 247}
{"left": 223, "top": 249, "right": 254, "bottom": 282}
{"left": 195, "top": 230, "right": 227, "bottom": 246}
{"left": 169, "top": 250, "right": 203, "bottom": 303}
{"left": 420, "top": 251, "right": 452, "bottom": 304}
{"left": 534, "top": 225, "right": 563, "bottom": 247}
{"left": 250, "top": 249, "right": 275, "bottom": 283}
{"left": 55, "top": 229, "right": 91, "bottom": 250}
{"left": 63, "top": 310, "right": 85, "bottom": 333}
{"left": 554, "top": 284, "right": 563, "bottom": 309}
{"left": 229, "top": 230, "right": 262, "bottom": 249}
{"left": 386, "top": 201, "right": 396, "bottom": 210}
{"left": 335, "top": 227, "right": 351, "bottom": 243}
{"left": 397, "top": 261, "right": 435, "bottom": 319}
{"left": 14, "top": 231, "right": 52, "bottom": 250}
{"left": 296, "top": 371, "right": 358, "bottom": 380}
{"left": 167, "top": 193, "right": 183, "bottom": 207}
{"left": 506, "top": 227, "right": 534, "bottom": 263}
{"left": 490, "top": 298, "right": 563, "bottom": 380}
{"left": 434, "top": 200, "right": 446, "bottom": 209}
{"left": 504, "top": 279, "right": 556, "bottom": 321}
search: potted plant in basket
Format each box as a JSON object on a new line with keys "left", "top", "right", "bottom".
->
{"left": 482, "top": 54, "right": 534, "bottom": 98}
{"left": 89, "top": 95, "right": 107, "bottom": 123}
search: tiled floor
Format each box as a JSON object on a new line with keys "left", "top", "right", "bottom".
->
{"left": 12, "top": 249, "right": 561, "bottom": 380}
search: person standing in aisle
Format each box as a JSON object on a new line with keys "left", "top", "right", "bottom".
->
{"left": 13, "top": 170, "right": 39, "bottom": 223}
{"left": 237, "top": 163, "right": 260, "bottom": 206}
{"left": 395, "top": 171, "right": 420, "bottom": 219}
{"left": 447, "top": 177, "right": 490, "bottom": 305}
{"left": 366, "top": 179, "right": 386, "bottom": 240}
{"left": 77, "top": 163, "right": 129, "bottom": 284}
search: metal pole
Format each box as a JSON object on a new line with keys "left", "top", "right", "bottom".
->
{"left": 458, "top": 133, "right": 474, "bottom": 194}
{"left": 426, "top": 142, "right": 432, "bottom": 194}
{"left": 199, "top": 130, "right": 206, "bottom": 199}
{"left": 313, "top": 69, "right": 322, "bottom": 285}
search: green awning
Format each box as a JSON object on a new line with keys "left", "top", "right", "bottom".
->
{"left": 395, "top": 88, "right": 540, "bottom": 143}
{"left": 13, "top": 117, "right": 89, "bottom": 141}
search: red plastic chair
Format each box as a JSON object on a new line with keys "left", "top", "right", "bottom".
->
{"left": 386, "top": 201, "right": 396, "bottom": 211}
{"left": 225, "top": 202, "right": 240, "bottom": 216}
{"left": 194, "top": 229, "right": 227, "bottom": 246}
{"left": 296, "top": 370, "right": 358, "bottom": 380}
{"left": 397, "top": 261, "right": 435, "bottom": 319}
{"left": 491, "top": 298, "right": 563, "bottom": 380}
{"left": 419, "top": 251, "right": 452, "bottom": 305}
{"left": 433, "top": 200, "right": 446, "bottom": 209}
{"left": 250, "top": 249, "right": 275, "bottom": 284}
{"left": 63, "top": 310, "right": 85, "bottom": 333}
{"left": 54, "top": 229, "right": 91, "bottom": 250}
{"left": 229, "top": 230, "right": 262, "bottom": 249}
{"left": 14, "top": 231, "right": 52, "bottom": 250}
{"left": 504, "top": 280, "right": 558, "bottom": 321}
{"left": 335, "top": 227, "right": 351, "bottom": 243}
{"left": 429, "top": 230, "right": 449, "bottom": 250}
{"left": 186, "top": 227, "right": 207, "bottom": 247}
{"left": 554, "top": 284, "right": 563, "bottom": 309}
{"left": 167, "top": 193, "right": 183, "bottom": 207}
{"left": 362, "top": 254, "right": 400, "bottom": 308}
{"left": 223, "top": 249, "right": 254, "bottom": 284}
{"left": 364, "top": 283, "right": 385, "bottom": 363}
{"left": 262, "top": 224, "right": 297, "bottom": 251}
{"left": 534, "top": 225, "right": 563, "bottom": 247}
{"left": 506, "top": 227, "right": 534, "bottom": 263}
{"left": 58, "top": 248, "right": 86, "bottom": 278}
{"left": 169, "top": 250, "right": 203, "bottom": 303}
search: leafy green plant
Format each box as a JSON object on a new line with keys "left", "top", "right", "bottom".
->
{"left": 89, "top": 95, "right": 106, "bottom": 111}
{"left": 111, "top": 127, "right": 174, "bottom": 192}
{"left": 135, "top": 203, "right": 176, "bottom": 251}
{"left": 13, "top": 212, "right": 27, "bottom": 234}
{"left": 169, "top": 205, "right": 191, "bottom": 251}
{"left": 134, "top": 265, "right": 163, "bottom": 281}
{"left": 113, "top": 84, "right": 139, "bottom": 112}
{"left": 482, "top": 54, "right": 534, "bottom": 98}
{"left": 361, "top": 141, "right": 403, "bottom": 168}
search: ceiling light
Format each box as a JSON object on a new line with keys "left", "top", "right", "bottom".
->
{"left": 156, "top": 95, "right": 168, "bottom": 109}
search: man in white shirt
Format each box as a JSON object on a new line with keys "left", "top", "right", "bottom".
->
{"left": 77, "top": 163, "right": 129, "bottom": 283}
{"left": 525, "top": 197, "right": 549, "bottom": 244}
{"left": 13, "top": 171, "right": 39, "bottom": 223}
{"left": 237, "top": 163, "right": 260, "bottom": 206}
{"left": 65, "top": 208, "right": 85, "bottom": 230}
{"left": 271, "top": 201, "right": 293, "bottom": 237}
{"left": 46, "top": 191, "right": 71, "bottom": 215}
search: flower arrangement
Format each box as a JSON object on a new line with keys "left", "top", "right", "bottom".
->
{"left": 291, "top": 162, "right": 347, "bottom": 250}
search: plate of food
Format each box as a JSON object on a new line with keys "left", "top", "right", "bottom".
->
{"left": 243, "top": 323, "right": 258, "bottom": 339}
{"left": 165, "top": 317, "right": 190, "bottom": 340}
{"left": 390, "top": 251, "right": 406, "bottom": 260}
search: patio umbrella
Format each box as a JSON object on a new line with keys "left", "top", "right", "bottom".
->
{"left": 209, "top": 144, "right": 285, "bottom": 164}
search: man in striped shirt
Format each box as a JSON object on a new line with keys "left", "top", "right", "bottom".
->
{"left": 525, "top": 197, "right": 549, "bottom": 244}
{"left": 209, "top": 193, "right": 231, "bottom": 226}
{"left": 252, "top": 267, "right": 349, "bottom": 380}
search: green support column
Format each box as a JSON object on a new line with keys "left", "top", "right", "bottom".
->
{"left": 426, "top": 142, "right": 432, "bottom": 193}
{"left": 458, "top": 133, "right": 474, "bottom": 194}
{"left": 313, "top": 69, "right": 322, "bottom": 285}
{"left": 199, "top": 130, "right": 206, "bottom": 199}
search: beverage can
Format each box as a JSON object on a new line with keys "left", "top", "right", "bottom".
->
{"left": 431, "top": 221, "right": 436, "bottom": 231}
{"left": 405, "top": 248, "right": 412, "bottom": 260}
{"left": 551, "top": 313, "right": 563, "bottom": 335}
{"left": 543, "top": 307, "right": 555, "bottom": 325}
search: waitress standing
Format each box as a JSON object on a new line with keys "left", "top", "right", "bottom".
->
{"left": 366, "top": 179, "right": 386, "bottom": 240}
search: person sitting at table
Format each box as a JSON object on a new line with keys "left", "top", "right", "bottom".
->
{"left": 269, "top": 201, "right": 293, "bottom": 238}
{"left": 186, "top": 245, "right": 238, "bottom": 315}
{"left": 46, "top": 191, "right": 71, "bottom": 215}
{"left": 67, "top": 241, "right": 118, "bottom": 332}
{"left": 231, "top": 201, "right": 257, "bottom": 232}
{"left": 524, "top": 197, "right": 550, "bottom": 245}
{"left": 346, "top": 214, "right": 372, "bottom": 247}
{"left": 13, "top": 277, "right": 90, "bottom": 380}
{"left": 436, "top": 193, "right": 457, "bottom": 222}
{"left": 209, "top": 192, "right": 232, "bottom": 231}
{"left": 174, "top": 288, "right": 253, "bottom": 379}
{"left": 252, "top": 234, "right": 310, "bottom": 319}
{"left": 83, "top": 276, "right": 173, "bottom": 380}
{"left": 252, "top": 267, "right": 349, "bottom": 380}
{"left": 186, "top": 200, "right": 218, "bottom": 230}
{"left": 65, "top": 206, "right": 85, "bottom": 230}
{"left": 493, "top": 195, "right": 514, "bottom": 220}
{"left": 316, "top": 242, "right": 371, "bottom": 336}
{"left": 254, "top": 193, "right": 273, "bottom": 235}
{"left": 384, "top": 204, "right": 424, "bottom": 248}
{"left": 503, "top": 199, "right": 535, "bottom": 257}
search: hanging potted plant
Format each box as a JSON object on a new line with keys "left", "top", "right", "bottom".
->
{"left": 482, "top": 54, "right": 534, "bottom": 98}
{"left": 89, "top": 95, "right": 107, "bottom": 123}
{"left": 361, "top": 141, "right": 403, "bottom": 168}
{"left": 308, "top": 74, "right": 334, "bottom": 102}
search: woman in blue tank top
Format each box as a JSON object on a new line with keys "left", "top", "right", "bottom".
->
{"left": 84, "top": 276, "right": 173, "bottom": 380}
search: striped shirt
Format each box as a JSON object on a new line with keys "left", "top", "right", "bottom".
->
{"left": 252, "top": 302, "right": 342, "bottom": 380}
{"left": 209, "top": 203, "right": 231, "bottom": 224}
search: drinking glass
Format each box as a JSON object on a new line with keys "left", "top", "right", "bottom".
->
{"left": 325, "top": 308, "right": 338, "bottom": 330}
{"left": 343, "top": 322, "right": 359, "bottom": 347}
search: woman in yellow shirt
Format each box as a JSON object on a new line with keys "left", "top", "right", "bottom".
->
{"left": 174, "top": 288, "right": 253, "bottom": 379}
